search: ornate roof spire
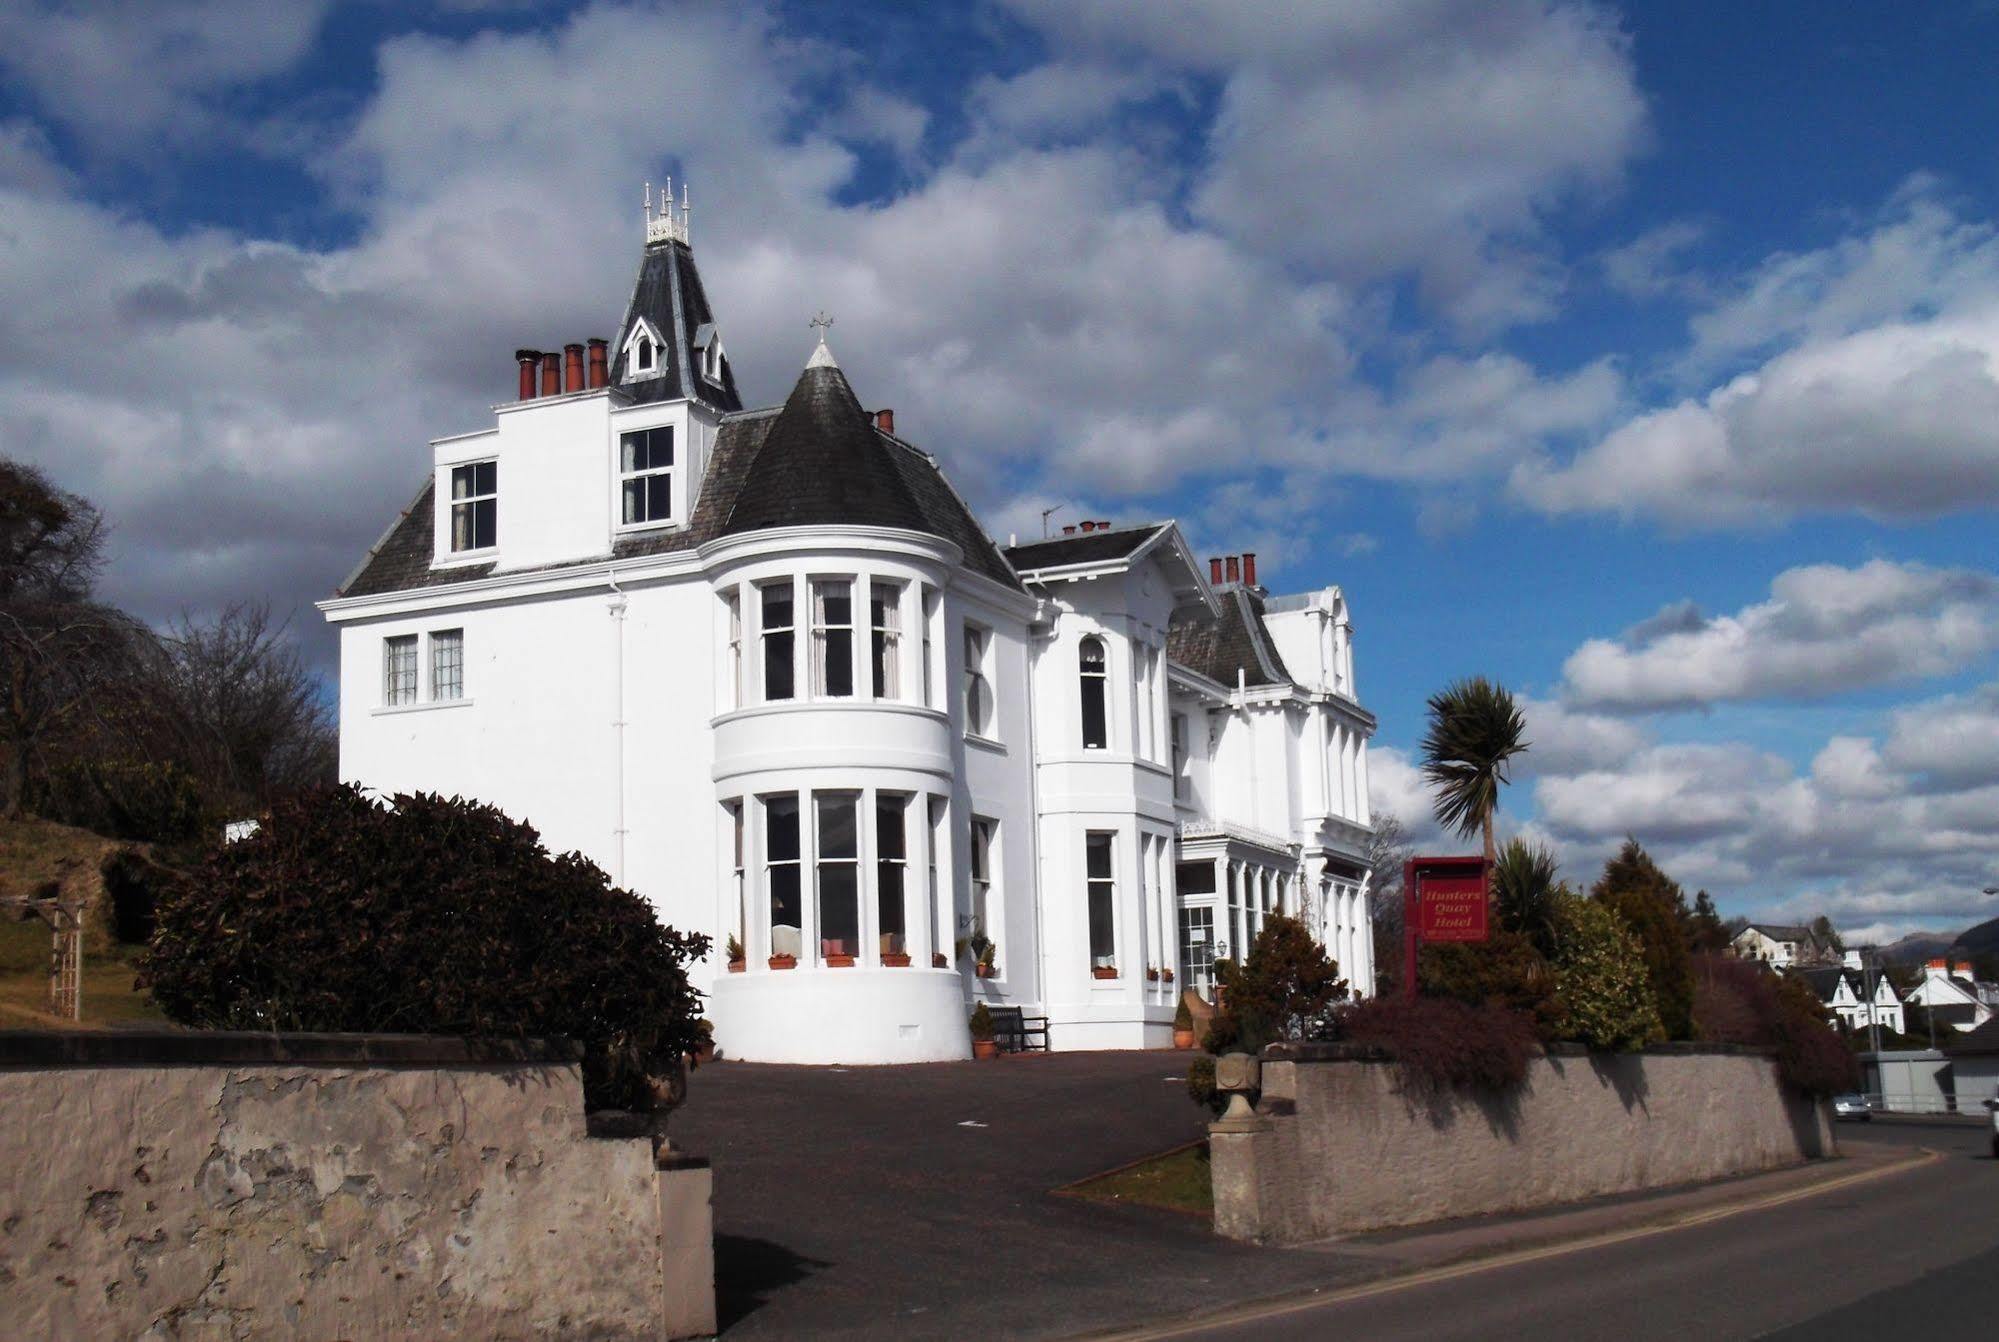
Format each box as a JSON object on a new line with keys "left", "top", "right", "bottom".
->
{"left": 644, "top": 175, "right": 690, "bottom": 246}
{"left": 806, "top": 311, "right": 837, "bottom": 368}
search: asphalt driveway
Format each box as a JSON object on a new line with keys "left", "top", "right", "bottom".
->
{"left": 667, "top": 1050, "right": 1345, "bottom": 1339}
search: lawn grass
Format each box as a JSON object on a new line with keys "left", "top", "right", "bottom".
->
{"left": 1061, "top": 1141, "right": 1214, "bottom": 1216}
{"left": 0, "top": 905, "right": 165, "bottom": 1029}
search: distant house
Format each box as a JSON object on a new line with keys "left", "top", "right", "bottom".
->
{"left": 1796, "top": 965, "right": 1904, "bottom": 1036}
{"left": 1733, "top": 922, "right": 1838, "bottom": 968}
{"left": 1903, "top": 959, "right": 1995, "bottom": 1035}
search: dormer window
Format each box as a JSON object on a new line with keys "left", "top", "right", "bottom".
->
{"left": 622, "top": 319, "right": 666, "bottom": 382}
{"left": 449, "top": 461, "right": 496, "bottom": 553}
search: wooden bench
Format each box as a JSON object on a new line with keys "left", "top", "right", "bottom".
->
{"left": 986, "top": 1005, "right": 1050, "bottom": 1053}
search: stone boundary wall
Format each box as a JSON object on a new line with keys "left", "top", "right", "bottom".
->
{"left": 1210, "top": 1043, "right": 1834, "bottom": 1244}
{"left": 0, "top": 1030, "right": 715, "bottom": 1340}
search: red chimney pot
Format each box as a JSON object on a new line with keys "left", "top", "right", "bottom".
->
{"left": 587, "top": 338, "right": 609, "bottom": 389}
{"left": 563, "top": 343, "right": 585, "bottom": 394}
{"left": 1243, "top": 552, "right": 1258, "bottom": 587}
{"left": 515, "top": 349, "right": 541, "bottom": 401}
{"left": 875, "top": 408, "right": 895, "bottom": 434}
{"left": 1064, "top": 525, "right": 1078, "bottom": 535}
{"left": 540, "top": 352, "right": 561, "bottom": 397}
{"left": 1209, "top": 557, "right": 1224, "bottom": 584}
{"left": 1225, "top": 556, "right": 1241, "bottom": 584}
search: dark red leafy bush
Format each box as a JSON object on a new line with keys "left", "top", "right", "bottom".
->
{"left": 140, "top": 785, "right": 710, "bottom": 1111}
{"left": 1336, "top": 995, "right": 1539, "bottom": 1095}
{"left": 1691, "top": 954, "right": 1857, "bottom": 1098}
{"left": 1417, "top": 929, "right": 1567, "bottom": 1042}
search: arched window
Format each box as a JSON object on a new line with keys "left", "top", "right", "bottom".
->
{"left": 1079, "top": 635, "right": 1108, "bottom": 749}
{"left": 637, "top": 336, "right": 654, "bottom": 371}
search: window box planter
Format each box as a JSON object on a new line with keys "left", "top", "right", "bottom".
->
{"left": 825, "top": 953, "right": 856, "bottom": 968}
{"left": 1092, "top": 966, "right": 1119, "bottom": 980}
{"left": 932, "top": 952, "right": 949, "bottom": 968}
{"left": 881, "top": 952, "right": 911, "bottom": 967}
{"left": 727, "top": 958, "right": 746, "bottom": 974}
{"left": 768, "top": 953, "right": 797, "bottom": 971}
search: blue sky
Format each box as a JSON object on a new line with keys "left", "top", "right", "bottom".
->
{"left": 3, "top": 1, "right": 1997, "bottom": 939}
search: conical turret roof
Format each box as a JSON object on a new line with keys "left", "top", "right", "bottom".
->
{"left": 721, "top": 345, "right": 935, "bottom": 536}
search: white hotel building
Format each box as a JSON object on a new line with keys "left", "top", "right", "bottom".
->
{"left": 321, "top": 200, "right": 1379, "bottom": 1064}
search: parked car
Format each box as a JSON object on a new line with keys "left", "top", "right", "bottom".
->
{"left": 1832, "top": 1093, "right": 1872, "bottom": 1121}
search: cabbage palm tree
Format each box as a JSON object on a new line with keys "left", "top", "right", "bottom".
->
{"left": 1493, "top": 837, "right": 1563, "bottom": 957}
{"left": 1419, "top": 677, "right": 1528, "bottom": 870}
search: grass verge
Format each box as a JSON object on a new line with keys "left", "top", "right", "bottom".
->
{"left": 1059, "top": 1140, "right": 1214, "bottom": 1217}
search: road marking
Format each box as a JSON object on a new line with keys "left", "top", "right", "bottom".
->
{"left": 958, "top": 1120, "right": 988, "bottom": 1128}
{"left": 1086, "top": 1147, "right": 1940, "bottom": 1341}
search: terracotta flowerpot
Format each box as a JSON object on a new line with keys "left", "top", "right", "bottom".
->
{"left": 1173, "top": 1028, "right": 1196, "bottom": 1050}
{"left": 727, "top": 959, "right": 746, "bottom": 974}
{"left": 768, "top": 953, "right": 797, "bottom": 971}
{"left": 825, "top": 953, "right": 856, "bottom": 968}
{"left": 932, "top": 952, "right": 949, "bottom": 968}
{"left": 1092, "top": 966, "right": 1119, "bottom": 980}
{"left": 975, "top": 964, "right": 996, "bottom": 979}
{"left": 1146, "top": 969, "right": 1160, "bottom": 982}
{"left": 1162, "top": 970, "right": 1174, "bottom": 982}
{"left": 972, "top": 1039, "right": 999, "bottom": 1060}
{"left": 881, "top": 952, "right": 911, "bottom": 967}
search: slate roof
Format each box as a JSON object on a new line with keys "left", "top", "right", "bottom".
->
{"left": 336, "top": 364, "right": 1021, "bottom": 597}
{"left": 1003, "top": 523, "right": 1167, "bottom": 572}
{"left": 1167, "top": 585, "right": 1291, "bottom": 690}
{"left": 608, "top": 239, "right": 741, "bottom": 413}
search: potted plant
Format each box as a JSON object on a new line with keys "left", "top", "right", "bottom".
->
{"left": 826, "top": 952, "right": 856, "bottom": 968}
{"left": 1161, "top": 967, "right": 1174, "bottom": 983}
{"left": 1092, "top": 964, "right": 1118, "bottom": 980}
{"left": 1146, "top": 965, "right": 1160, "bottom": 982}
{"left": 932, "top": 951, "right": 949, "bottom": 968}
{"left": 726, "top": 934, "right": 745, "bottom": 974}
{"left": 969, "top": 1002, "right": 998, "bottom": 1060}
{"left": 975, "top": 941, "right": 999, "bottom": 980}
{"left": 690, "top": 1019, "right": 717, "bottom": 1066}
{"left": 880, "top": 934, "right": 910, "bottom": 968}
{"left": 1172, "top": 998, "right": 1196, "bottom": 1050}
{"left": 768, "top": 952, "right": 797, "bottom": 970}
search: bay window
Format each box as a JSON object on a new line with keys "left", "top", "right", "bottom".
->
{"left": 765, "top": 796, "right": 802, "bottom": 961}
{"left": 816, "top": 794, "right": 860, "bottom": 963}
{"left": 877, "top": 794, "right": 907, "bottom": 961}
{"left": 811, "top": 579, "right": 855, "bottom": 698}
{"left": 869, "top": 579, "right": 903, "bottom": 699}
{"left": 761, "top": 582, "right": 795, "bottom": 702}
{"left": 1087, "top": 832, "right": 1116, "bottom": 971}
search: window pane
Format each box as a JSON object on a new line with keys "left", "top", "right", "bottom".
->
{"left": 819, "top": 864, "right": 859, "bottom": 956}
{"left": 875, "top": 796, "right": 906, "bottom": 860}
{"left": 1087, "top": 832, "right": 1113, "bottom": 880}
{"left": 473, "top": 461, "right": 495, "bottom": 496}
{"left": 763, "top": 583, "right": 793, "bottom": 628}
{"left": 383, "top": 635, "right": 417, "bottom": 706}
{"left": 622, "top": 478, "right": 646, "bottom": 525}
{"left": 823, "top": 629, "right": 853, "bottom": 697}
{"left": 1080, "top": 636, "right": 1107, "bottom": 748}
{"left": 765, "top": 633, "right": 794, "bottom": 700}
{"left": 817, "top": 795, "right": 857, "bottom": 859}
{"left": 451, "top": 465, "right": 476, "bottom": 500}
{"left": 1175, "top": 860, "right": 1216, "bottom": 896}
{"left": 766, "top": 796, "right": 800, "bottom": 861}
{"left": 770, "top": 866, "right": 801, "bottom": 943}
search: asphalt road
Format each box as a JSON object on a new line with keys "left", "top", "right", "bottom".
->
{"left": 1151, "top": 1117, "right": 1999, "bottom": 1341}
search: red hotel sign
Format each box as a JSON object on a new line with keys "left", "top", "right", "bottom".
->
{"left": 1402, "top": 854, "right": 1490, "bottom": 999}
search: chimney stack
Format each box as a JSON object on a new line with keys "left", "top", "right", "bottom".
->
{"left": 563, "top": 343, "right": 585, "bottom": 394}
{"left": 515, "top": 349, "right": 542, "bottom": 401}
{"left": 875, "top": 408, "right": 895, "bottom": 434}
{"left": 540, "top": 352, "right": 561, "bottom": 397}
{"left": 1243, "top": 552, "right": 1258, "bottom": 587}
{"left": 1080, "top": 520, "right": 1097, "bottom": 533}
{"left": 1225, "top": 556, "right": 1241, "bottom": 584}
{"left": 587, "top": 338, "right": 609, "bottom": 388}
{"left": 1955, "top": 961, "right": 1974, "bottom": 978}
{"left": 1064, "top": 525, "right": 1077, "bottom": 535}
{"left": 1209, "top": 557, "right": 1224, "bottom": 584}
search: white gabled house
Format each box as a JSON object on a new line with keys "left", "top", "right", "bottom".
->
{"left": 1904, "top": 959, "right": 1993, "bottom": 1035}
{"left": 319, "top": 197, "right": 1378, "bottom": 1064}
{"left": 1798, "top": 966, "right": 1904, "bottom": 1037}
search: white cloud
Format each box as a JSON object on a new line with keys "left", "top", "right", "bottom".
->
{"left": 1518, "top": 182, "right": 1999, "bottom": 524}
{"left": 1599, "top": 219, "right": 1706, "bottom": 300}
{"left": 1006, "top": 0, "right": 1649, "bottom": 332}
{"left": 0, "top": 1, "right": 333, "bottom": 154}
{"left": 1560, "top": 560, "right": 1999, "bottom": 711}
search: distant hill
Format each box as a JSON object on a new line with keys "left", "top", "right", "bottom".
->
{"left": 1952, "top": 915, "right": 1999, "bottom": 956}
{"left": 1875, "top": 930, "right": 1961, "bottom": 965}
